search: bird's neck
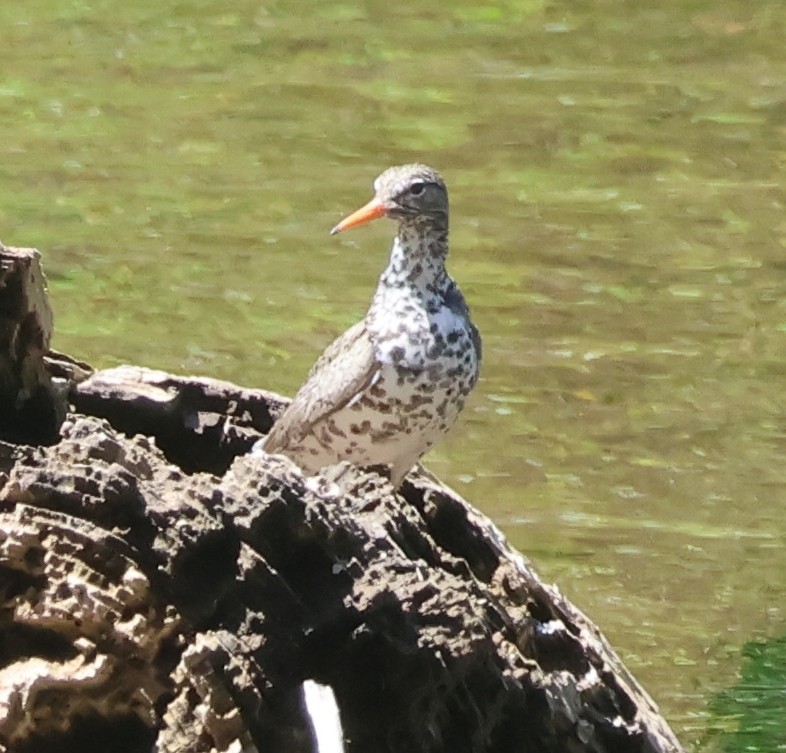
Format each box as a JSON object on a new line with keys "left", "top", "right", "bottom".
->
{"left": 378, "top": 223, "right": 450, "bottom": 295}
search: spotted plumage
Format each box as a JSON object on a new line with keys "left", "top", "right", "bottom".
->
{"left": 260, "top": 164, "right": 481, "bottom": 488}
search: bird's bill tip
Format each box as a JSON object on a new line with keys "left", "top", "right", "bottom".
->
{"left": 330, "top": 197, "right": 385, "bottom": 235}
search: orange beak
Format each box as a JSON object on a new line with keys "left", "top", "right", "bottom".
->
{"left": 330, "top": 197, "right": 386, "bottom": 235}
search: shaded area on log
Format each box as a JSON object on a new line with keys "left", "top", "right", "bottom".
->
{"left": 0, "top": 244, "right": 685, "bottom": 753}
{"left": 71, "top": 366, "right": 279, "bottom": 475}
{"left": 0, "top": 245, "right": 62, "bottom": 445}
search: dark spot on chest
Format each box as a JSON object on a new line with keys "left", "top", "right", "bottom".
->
{"left": 444, "top": 283, "right": 469, "bottom": 317}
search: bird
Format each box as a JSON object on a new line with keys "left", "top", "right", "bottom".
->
{"left": 260, "top": 164, "right": 481, "bottom": 489}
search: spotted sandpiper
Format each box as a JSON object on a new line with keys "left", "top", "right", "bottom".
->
{"left": 261, "top": 164, "right": 481, "bottom": 488}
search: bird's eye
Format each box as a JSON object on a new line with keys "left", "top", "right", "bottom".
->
{"left": 409, "top": 182, "right": 426, "bottom": 196}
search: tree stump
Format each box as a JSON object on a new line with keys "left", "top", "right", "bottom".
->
{"left": 0, "top": 244, "right": 685, "bottom": 753}
{"left": 0, "top": 245, "right": 62, "bottom": 445}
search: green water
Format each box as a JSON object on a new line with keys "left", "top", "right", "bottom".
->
{"left": 3, "top": 1, "right": 786, "bottom": 748}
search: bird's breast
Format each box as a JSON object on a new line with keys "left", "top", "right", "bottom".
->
{"left": 371, "top": 299, "right": 475, "bottom": 372}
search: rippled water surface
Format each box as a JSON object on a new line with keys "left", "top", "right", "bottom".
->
{"left": 2, "top": 1, "right": 786, "bottom": 748}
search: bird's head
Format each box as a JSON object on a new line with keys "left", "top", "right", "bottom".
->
{"left": 330, "top": 164, "right": 448, "bottom": 235}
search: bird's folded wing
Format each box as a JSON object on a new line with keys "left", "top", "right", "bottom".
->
{"left": 262, "top": 320, "right": 380, "bottom": 451}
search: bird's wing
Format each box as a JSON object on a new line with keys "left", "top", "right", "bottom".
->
{"left": 262, "top": 320, "right": 380, "bottom": 452}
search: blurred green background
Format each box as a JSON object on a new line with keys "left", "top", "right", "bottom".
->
{"left": 2, "top": 1, "right": 786, "bottom": 749}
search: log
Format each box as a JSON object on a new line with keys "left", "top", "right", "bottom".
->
{"left": 0, "top": 244, "right": 685, "bottom": 753}
{"left": 0, "top": 246, "right": 62, "bottom": 444}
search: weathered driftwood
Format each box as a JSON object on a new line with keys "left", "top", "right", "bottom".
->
{"left": 0, "top": 245, "right": 685, "bottom": 753}
{"left": 0, "top": 246, "right": 62, "bottom": 445}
